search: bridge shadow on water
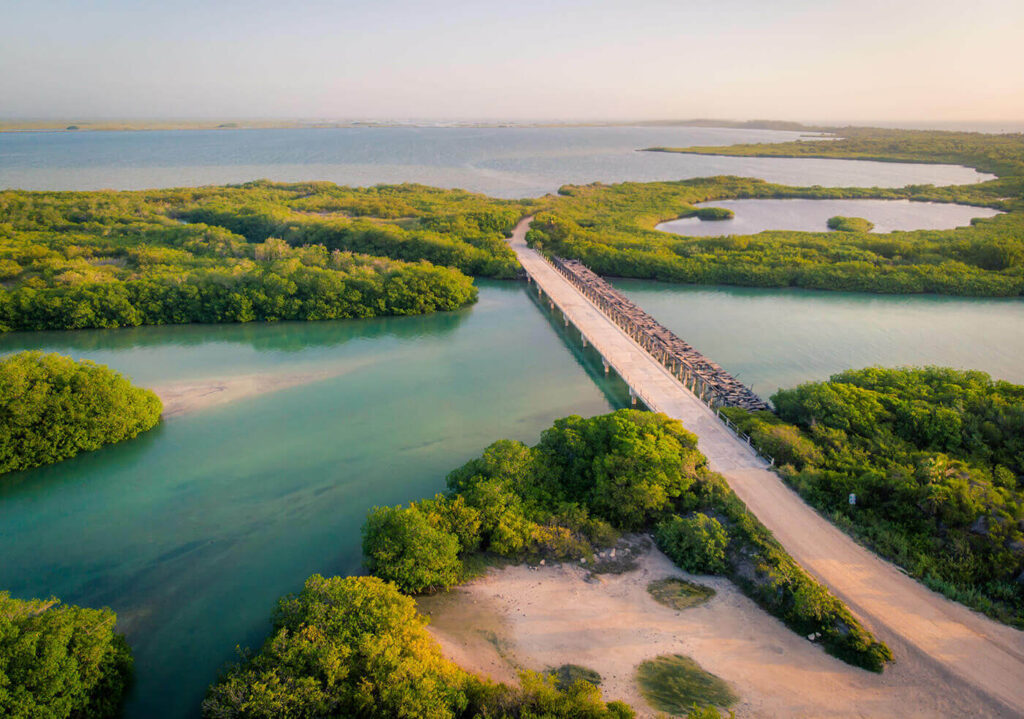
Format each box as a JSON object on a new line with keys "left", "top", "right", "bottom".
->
{"left": 525, "top": 281, "right": 649, "bottom": 414}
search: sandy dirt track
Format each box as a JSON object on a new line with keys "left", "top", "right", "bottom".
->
{"left": 506, "top": 216, "right": 1024, "bottom": 715}
{"left": 421, "top": 545, "right": 1017, "bottom": 718}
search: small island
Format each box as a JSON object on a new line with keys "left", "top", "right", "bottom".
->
{"left": 827, "top": 215, "right": 875, "bottom": 232}
{"left": 694, "top": 207, "right": 734, "bottom": 221}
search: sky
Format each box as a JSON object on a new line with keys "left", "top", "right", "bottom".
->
{"left": 2, "top": 0, "right": 1023, "bottom": 124}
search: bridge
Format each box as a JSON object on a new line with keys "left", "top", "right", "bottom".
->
{"left": 508, "top": 216, "right": 1024, "bottom": 716}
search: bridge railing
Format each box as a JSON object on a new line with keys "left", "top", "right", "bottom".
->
{"left": 530, "top": 251, "right": 776, "bottom": 467}
{"left": 716, "top": 409, "right": 776, "bottom": 466}
{"left": 540, "top": 254, "right": 767, "bottom": 410}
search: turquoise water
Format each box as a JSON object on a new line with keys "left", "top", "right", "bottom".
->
{"left": 656, "top": 198, "right": 1002, "bottom": 237}
{"left": 0, "top": 126, "right": 993, "bottom": 197}
{"left": 0, "top": 282, "right": 627, "bottom": 719}
{"left": 3, "top": 277, "right": 1024, "bottom": 717}
{"left": 612, "top": 280, "right": 1024, "bottom": 399}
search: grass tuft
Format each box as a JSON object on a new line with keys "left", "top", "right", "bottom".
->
{"left": 636, "top": 654, "right": 737, "bottom": 715}
{"left": 647, "top": 577, "right": 716, "bottom": 610}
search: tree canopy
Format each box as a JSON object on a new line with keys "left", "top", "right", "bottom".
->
{"left": 725, "top": 366, "right": 1024, "bottom": 626}
{"left": 0, "top": 351, "right": 162, "bottom": 475}
{"left": 0, "top": 591, "right": 133, "bottom": 719}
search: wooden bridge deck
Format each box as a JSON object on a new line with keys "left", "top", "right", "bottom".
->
{"left": 509, "top": 217, "right": 1024, "bottom": 716}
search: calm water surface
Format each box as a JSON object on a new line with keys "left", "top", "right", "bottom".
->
{"left": 0, "top": 282, "right": 627, "bottom": 719}
{"left": 0, "top": 126, "right": 993, "bottom": 197}
{"left": 656, "top": 198, "right": 1002, "bottom": 237}
{"left": 612, "top": 280, "right": 1024, "bottom": 398}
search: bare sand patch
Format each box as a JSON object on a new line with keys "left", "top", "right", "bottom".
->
{"left": 151, "top": 360, "right": 375, "bottom": 417}
{"left": 419, "top": 542, "right": 1012, "bottom": 718}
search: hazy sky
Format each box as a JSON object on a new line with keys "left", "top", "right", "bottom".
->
{"left": 2, "top": 0, "right": 1023, "bottom": 123}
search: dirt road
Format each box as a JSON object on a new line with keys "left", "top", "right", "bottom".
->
{"left": 509, "top": 216, "right": 1024, "bottom": 715}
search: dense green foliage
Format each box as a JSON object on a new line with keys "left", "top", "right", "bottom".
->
{"left": 527, "top": 172, "right": 1024, "bottom": 296}
{"left": 0, "top": 182, "right": 529, "bottom": 332}
{"left": 655, "top": 514, "right": 730, "bottom": 574}
{"left": 367, "top": 410, "right": 891, "bottom": 671}
{"left": 651, "top": 126, "right": 1024, "bottom": 177}
{"left": 634, "top": 654, "right": 737, "bottom": 715}
{"left": 362, "top": 505, "right": 462, "bottom": 593}
{"left": 693, "top": 207, "right": 734, "bottom": 221}
{"left": 203, "top": 575, "right": 634, "bottom": 719}
{"left": 827, "top": 215, "right": 874, "bottom": 233}
{"left": 0, "top": 591, "right": 132, "bottom": 719}
{"left": 724, "top": 367, "right": 1024, "bottom": 625}
{"left": 0, "top": 351, "right": 162, "bottom": 474}
{"left": 526, "top": 128, "right": 1024, "bottom": 296}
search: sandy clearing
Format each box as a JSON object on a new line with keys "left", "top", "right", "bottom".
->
{"left": 151, "top": 359, "right": 376, "bottom": 417}
{"left": 506, "top": 215, "right": 1024, "bottom": 714}
{"left": 420, "top": 543, "right": 1014, "bottom": 718}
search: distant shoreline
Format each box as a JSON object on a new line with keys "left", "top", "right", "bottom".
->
{"left": 0, "top": 119, "right": 823, "bottom": 134}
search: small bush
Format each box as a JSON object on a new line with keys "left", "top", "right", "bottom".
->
{"left": 827, "top": 215, "right": 875, "bottom": 232}
{"left": 548, "top": 663, "right": 602, "bottom": 689}
{"left": 362, "top": 505, "right": 462, "bottom": 593}
{"left": 655, "top": 514, "right": 730, "bottom": 574}
{"left": 694, "top": 207, "right": 735, "bottom": 221}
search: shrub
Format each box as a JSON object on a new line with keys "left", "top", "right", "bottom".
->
{"left": 362, "top": 505, "right": 462, "bottom": 593}
{"left": 827, "top": 216, "right": 875, "bottom": 232}
{"left": 202, "top": 575, "right": 471, "bottom": 719}
{"left": 205, "top": 577, "right": 637, "bottom": 718}
{"left": 655, "top": 514, "right": 730, "bottom": 574}
{"left": 0, "top": 351, "right": 162, "bottom": 475}
{"left": 694, "top": 207, "right": 734, "bottom": 221}
{"left": 0, "top": 592, "right": 133, "bottom": 719}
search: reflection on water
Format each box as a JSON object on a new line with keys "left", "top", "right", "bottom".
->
{"left": 0, "top": 281, "right": 623, "bottom": 719}
{"left": 612, "top": 279, "right": 1024, "bottom": 398}
{"left": 656, "top": 198, "right": 1002, "bottom": 237}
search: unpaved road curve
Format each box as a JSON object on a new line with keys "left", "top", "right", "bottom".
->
{"left": 509, "top": 216, "right": 1024, "bottom": 716}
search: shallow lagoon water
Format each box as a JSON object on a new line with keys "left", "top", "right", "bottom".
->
{"left": 0, "top": 282, "right": 627, "bottom": 719}
{"left": 2, "top": 278, "right": 1023, "bottom": 717}
{"left": 656, "top": 198, "right": 1002, "bottom": 237}
{"left": 0, "top": 126, "right": 993, "bottom": 197}
{"left": 612, "top": 279, "right": 1024, "bottom": 399}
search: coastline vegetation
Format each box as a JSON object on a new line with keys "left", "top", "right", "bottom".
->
{"left": 363, "top": 410, "right": 891, "bottom": 671}
{"left": 204, "top": 410, "right": 890, "bottom": 718}
{"left": 527, "top": 128, "right": 1024, "bottom": 296}
{"left": 526, "top": 173, "right": 1023, "bottom": 296}
{"left": 723, "top": 367, "right": 1024, "bottom": 626}
{"left": 0, "top": 351, "right": 162, "bottom": 475}
{"left": 647, "top": 126, "right": 1024, "bottom": 177}
{"left": 201, "top": 574, "right": 635, "bottom": 719}
{"left": 0, "top": 183, "right": 529, "bottom": 332}
{"left": 0, "top": 591, "right": 133, "bottom": 719}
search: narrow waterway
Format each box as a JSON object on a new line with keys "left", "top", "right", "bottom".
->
{"left": 611, "top": 280, "right": 1024, "bottom": 398}
{"left": 0, "top": 281, "right": 627, "bottom": 719}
